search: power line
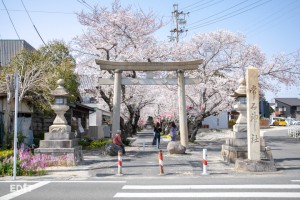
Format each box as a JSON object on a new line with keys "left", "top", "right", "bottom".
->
{"left": 181, "top": 0, "right": 207, "bottom": 10}
{"left": 188, "top": 0, "right": 271, "bottom": 30}
{"left": 1, "top": 0, "right": 21, "bottom": 39}
{"left": 189, "top": 0, "right": 262, "bottom": 29}
{"left": 21, "top": 0, "right": 46, "bottom": 46}
{"left": 186, "top": 0, "right": 217, "bottom": 12}
{"left": 188, "top": 0, "right": 224, "bottom": 13}
{"left": 0, "top": 8, "right": 74, "bottom": 15}
{"left": 188, "top": 0, "right": 249, "bottom": 26}
{"left": 77, "top": 0, "right": 93, "bottom": 11}
{"left": 247, "top": 0, "right": 300, "bottom": 37}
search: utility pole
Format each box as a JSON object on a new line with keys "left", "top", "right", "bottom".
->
{"left": 170, "top": 4, "right": 189, "bottom": 43}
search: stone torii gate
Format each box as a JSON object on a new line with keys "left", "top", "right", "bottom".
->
{"left": 96, "top": 59, "right": 203, "bottom": 147}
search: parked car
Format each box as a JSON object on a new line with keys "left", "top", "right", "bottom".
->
{"left": 286, "top": 117, "right": 300, "bottom": 125}
{"left": 271, "top": 117, "right": 287, "bottom": 126}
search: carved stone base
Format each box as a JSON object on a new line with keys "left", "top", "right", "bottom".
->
{"left": 234, "top": 159, "right": 276, "bottom": 172}
{"left": 34, "top": 146, "right": 83, "bottom": 166}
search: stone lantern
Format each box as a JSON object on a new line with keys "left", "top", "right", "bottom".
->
{"left": 221, "top": 78, "right": 248, "bottom": 163}
{"left": 50, "top": 79, "right": 70, "bottom": 127}
{"left": 231, "top": 78, "right": 247, "bottom": 127}
{"left": 35, "top": 79, "right": 82, "bottom": 165}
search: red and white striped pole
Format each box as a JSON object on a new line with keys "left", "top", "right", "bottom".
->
{"left": 202, "top": 148, "right": 209, "bottom": 175}
{"left": 117, "top": 150, "right": 123, "bottom": 175}
{"left": 158, "top": 150, "right": 164, "bottom": 175}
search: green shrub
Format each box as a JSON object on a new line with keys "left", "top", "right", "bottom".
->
{"left": 122, "top": 138, "right": 131, "bottom": 146}
{"left": 228, "top": 120, "right": 236, "bottom": 127}
{"left": 0, "top": 149, "right": 13, "bottom": 161}
{"left": 89, "top": 139, "right": 112, "bottom": 148}
{"left": 79, "top": 138, "right": 92, "bottom": 148}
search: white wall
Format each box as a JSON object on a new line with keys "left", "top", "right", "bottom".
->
{"left": 202, "top": 112, "right": 228, "bottom": 129}
{"left": 83, "top": 103, "right": 111, "bottom": 139}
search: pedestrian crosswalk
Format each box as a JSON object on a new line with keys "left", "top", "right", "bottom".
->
{"left": 114, "top": 184, "right": 300, "bottom": 198}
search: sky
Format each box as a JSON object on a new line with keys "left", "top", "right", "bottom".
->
{"left": 1, "top": 0, "right": 300, "bottom": 102}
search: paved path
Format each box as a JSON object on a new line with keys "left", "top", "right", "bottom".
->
{"left": 1, "top": 127, "right": 299, "bottom": 181}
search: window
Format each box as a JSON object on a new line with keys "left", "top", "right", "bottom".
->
{"left": 297, "top": 107, "right": 300, "bottom": 111}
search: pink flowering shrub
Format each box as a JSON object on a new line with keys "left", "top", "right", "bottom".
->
{"left": 18, "top": 144, "right": 47, "bottom": 175}
{"left": 0, "top": 144, "right": 75, "bottom": 176}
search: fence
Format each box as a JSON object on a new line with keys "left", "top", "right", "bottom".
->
{"left": 288, "top": 125, "right": 300, "bottom": 139}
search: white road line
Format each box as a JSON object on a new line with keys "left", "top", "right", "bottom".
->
{"left": 0, "top": 181, "right": 50, "bottom": 200}
{"left": 122, "top": 184, "right": 300, "bottom": 190}
{"left": 3, "top": 181, "right": 126, "bottom": 183}
{"left": 291, "top": 180, "right": 300, "bottom": 182}
{"left": 114, "top": 192, "right": 300, "bottom": 198}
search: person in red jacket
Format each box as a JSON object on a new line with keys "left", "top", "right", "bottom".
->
{"left": 112, "top": 130, "right": 126, "bottom": 155}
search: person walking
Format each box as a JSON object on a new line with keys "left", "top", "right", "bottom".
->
{"left": 112, "top": 130, "right": 126, "bottom": 155}
{"left": 152, "top": 123, "right": 162, "bottom": 148}
{"left": 170, "top": 122, "right": 177, "bottom": 141}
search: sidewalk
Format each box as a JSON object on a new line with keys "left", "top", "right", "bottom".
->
{"left": 1, "top": 129, "right": 289, "bottom": 181}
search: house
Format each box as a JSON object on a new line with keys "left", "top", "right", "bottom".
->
{"left": 202, "top": 112, "right": 229, "bottom": 129}
{"left": 83, "top": 103, "right": 111, "bottom": 139}
{"left": 0, "top": 40, "right": 96, "bottom": 146}
{"left": 0, "top": 40, "right": 36, "bottom": 147}
{"left": 0, "top": 40, "right": 35, "bottom": 67}
{"left": 274, "top": 98, "right": 300, "bottom": 119}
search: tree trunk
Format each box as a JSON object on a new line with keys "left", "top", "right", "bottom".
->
{"left": 189, "top": 121, "right": 202, "bottom": 143}
{"left": 3, "top": 101, "right": 13, "bottom": 147}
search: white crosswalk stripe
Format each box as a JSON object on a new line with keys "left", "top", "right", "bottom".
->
{"left": 114, "top": 184, "right": 300, "bottom": 198}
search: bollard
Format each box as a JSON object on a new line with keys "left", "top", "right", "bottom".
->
{"left": 158, "top": 150, "right": 164, "bottom": 175}
{"left": 202, "top": 149, "right": 209, "bottom": 175}
{"left": 143, "top": 140, "right": 145, "bottom": 151}
{"left": 117, "top": 150, "right": 123, "bottom": 175}
{"left": 156, "top": 138, "right": 159, "bottom": 150}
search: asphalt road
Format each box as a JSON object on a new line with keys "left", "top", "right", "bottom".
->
{"left": 1, "top": 176, "right": 300, "bottom": 200}
{"left": 262, "top": 126, "right": 300, "bottom": 173}
{"left": 0, "top": 126, "right": 299, "bottom": 199}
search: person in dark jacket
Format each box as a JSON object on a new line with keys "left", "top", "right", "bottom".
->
{"left": 152, "top": 122, "right": 162, "bottom": 148}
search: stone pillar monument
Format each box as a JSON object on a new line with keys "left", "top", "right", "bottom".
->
{"left": 112, "top": 69, "right": 122, "bottom": 135}
{"left": 177, "top": 70, "right": 188, "bottom": 148}
{"left": 34, "top": 79, "right": 83, "bottom": 165}
{"left": 246, "top": 67, "right": 260, "bottom": 160}
{"left": 221, "top": 78, "right": 248, "bottom": 162}
{"left": 234, "top": 67, "right": 276, "bottom": 172}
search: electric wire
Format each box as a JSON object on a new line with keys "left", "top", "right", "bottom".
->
{"left": 188, "top": 0, "right": 224, "bottom": 13}
{"left": 247, "top": 0, "right": 300, "bottom": 37}
{"left": 188, "top": 0, "right": 249, "bottom": 26}
{"left": 77, "top": 0, "right": 93, "bottom": 11}
{"left": 186, "top": 0, "right": 216, "bottom": 13}
{"left": 21, "top": 0, "right": 46, "bottom": 45}
{"left": 188, "top": 0, "right": 263, "bottom": 29}
{"left": 1, "top": 0, "right": 21, "bottom": 39}
{"left": 0, "top": 8, "right": 74, "bottom": 15}
{"left": 181, "top": 0, "right": 207, "bottom": 10}
{"left": 188, "top": 0, "right": 271, "bottom": 30}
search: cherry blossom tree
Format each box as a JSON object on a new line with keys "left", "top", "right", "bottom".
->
{"left": 72, "top": 0, "right": 165, "bottom": 135}
{"left": 172, "top": 30, "right": 300, "bottom": 141}
{"left": 72, "top": 1, "right": 300, "bottom": 140}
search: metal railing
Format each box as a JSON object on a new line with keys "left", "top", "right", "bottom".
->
{"left": 288, "top": 125, "right": 300, "bottom": 138}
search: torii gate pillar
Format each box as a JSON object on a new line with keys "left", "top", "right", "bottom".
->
{"left": 177, "top": 70, "right": 188, "bottom": 147}
{"left": 112, "top": 69, "right": 122, "bottom": 135}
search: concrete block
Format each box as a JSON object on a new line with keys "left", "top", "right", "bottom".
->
{"left": 226, "top": 138, "right": 247, "bottom": 147}
{"left": 235, "top": 159, "right": 276, "bottom": 172}
{"left": 44, "top": 132, "right": 75, "bottom": 140}
{"left": 230, "top": 131, "right": 247, "bottom": 139}
{"left": 39, "top": 139, "right": 78, "bottom": 148}
{"left": 233, "top": 125, "right": 247, "bottom": 133}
